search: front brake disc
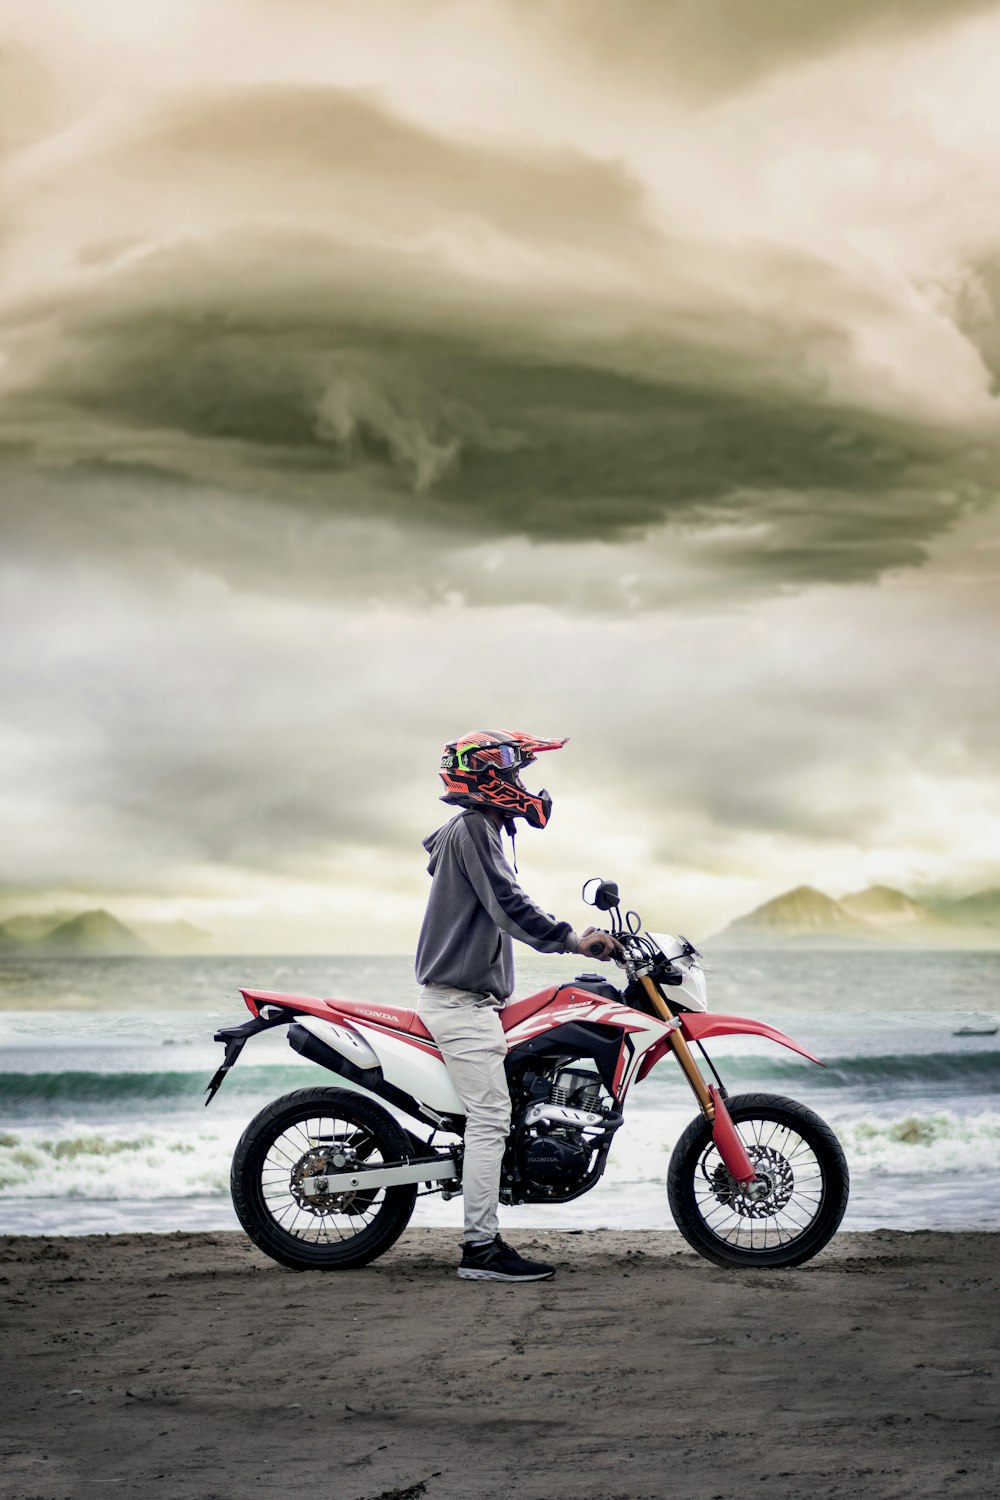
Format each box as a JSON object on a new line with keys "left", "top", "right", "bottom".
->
{"left": 708, "top": 1144, "right": 795, "bottom": 1218}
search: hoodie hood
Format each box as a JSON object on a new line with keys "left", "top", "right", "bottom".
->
{"left": 422, "top": 822, "right": 448, "bottom": 876}
{"left": 424, "top": 809, "right": 504, "bottom": 875}
{"left": 423, "top": 814, "right": 472, "bottom": 875}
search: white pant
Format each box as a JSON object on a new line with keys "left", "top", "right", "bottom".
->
{"left": 417, "top": 983, "right": 512, "bottom": 1244}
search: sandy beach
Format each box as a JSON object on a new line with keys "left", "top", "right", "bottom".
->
{"left": 1, "top": 1229, "right": 996, "bottom": 1500}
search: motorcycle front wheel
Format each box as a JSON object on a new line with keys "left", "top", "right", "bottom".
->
{"left": 231, "top": 1086, "right": 418, "bottom": 1270}
{"left": 667, "top": 1092, "right": 849, "bottom": 1268}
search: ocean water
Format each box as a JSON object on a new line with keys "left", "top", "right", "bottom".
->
{"left": 1, "top": 948, "right": 998, "bottom": 1237}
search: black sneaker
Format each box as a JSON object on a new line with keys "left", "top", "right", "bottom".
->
{"left": 457, "top": 1235, "right": 555, "bottom": 1282}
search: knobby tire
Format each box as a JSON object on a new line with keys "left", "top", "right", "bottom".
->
{"left": 667, "top": 1091, "right": 850, "bottom": 1268}
{"left": 231, "top": 1086, "right": 418, "bottom": 1271}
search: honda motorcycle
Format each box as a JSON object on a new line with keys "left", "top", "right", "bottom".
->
{"left": 207, "top": 879, "right": 849, "bottom": 1271}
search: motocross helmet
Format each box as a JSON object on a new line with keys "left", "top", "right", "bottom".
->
{"left": 439, "top": 729, "right": 568, "bottom": 829}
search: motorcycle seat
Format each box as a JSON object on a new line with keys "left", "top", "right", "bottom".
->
{"left": 328, "top": 997, "right": 434, "bottom": 1042}
{"left": 334, "top": 990, "right": 559, "bottom": 1039}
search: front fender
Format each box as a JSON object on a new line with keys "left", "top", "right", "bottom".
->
{"left": 679, "top": 1012, "right": 824, "bottom": 1066}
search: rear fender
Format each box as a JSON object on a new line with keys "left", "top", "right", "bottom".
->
{"left": 240, "top": 988, "right": 327, "bottom": 1018}
{"left": 204, "top": 1009, "right": 289, "bottom": 1105}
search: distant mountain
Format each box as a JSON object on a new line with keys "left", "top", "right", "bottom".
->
{"left": 712, "top": 882, "right": 1000, "bottom": 947}
{"left": 926, "top": 888, "right": 1000, "bottom": 930}
{"left": 716, "top": 885, "right": 871, "bottom": 943}
{"left": 31, "top": 910, "right": 150, "bottom": 956}
{"left": 840, "top": 885, "right": 938, "bottom": 929}
{"left": 0, "top": 911, "right": 76, "bottom": 942}
{"left": 0, "top": 909, "right": 216, "bottom": 956}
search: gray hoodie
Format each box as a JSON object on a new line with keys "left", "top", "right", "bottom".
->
{"left": 415, "top": 809, "right": 580, "bottom": 1001}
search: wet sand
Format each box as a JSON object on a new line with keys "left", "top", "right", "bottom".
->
{"left": 1, "top": 1229, "right": 996, "bottom": 1500}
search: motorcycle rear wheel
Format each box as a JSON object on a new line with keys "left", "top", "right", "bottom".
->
{"left": 667, "top": 1092, "right": 849, "bottom": 1268}
{"left": 231, "top": 1086, "right": 418, "bottom": 1270}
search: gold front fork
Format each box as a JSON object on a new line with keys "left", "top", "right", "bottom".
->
{"left": 639, "top": 975, "right": 715, "bottom": 1120}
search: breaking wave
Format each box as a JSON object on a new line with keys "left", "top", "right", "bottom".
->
{"left": 711, "top": 1049, "right": 1000, "bottom": 1089}
{"left": 832, "top": 1111, "right": 1000, "bottom": 1176}
{"left": 601, "top": 1108, "right": 1000, "bottom": 1186}
{"left": 0, "top": 1064, "right": 315, "bottom": 1110}
{"left": 0, "top": 1124, "right": 238, "bottom": 1200}
{"left": 2, "top": 1109, "right": 997, "bottom": 1202}
{"left": 2, "top": 1049, "right": 997, "bottom": 1112}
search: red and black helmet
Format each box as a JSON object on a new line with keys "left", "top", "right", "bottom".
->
{"left": 439, "top": 729, "right": 568, "bottom": 829}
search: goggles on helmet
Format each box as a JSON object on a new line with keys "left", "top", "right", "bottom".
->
{"left": 454, "top": 741, "right": 524, "bottom": 772}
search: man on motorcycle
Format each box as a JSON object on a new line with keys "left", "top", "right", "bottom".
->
{"left": 416, "top": 730, "right": 619, "bottom": 1281}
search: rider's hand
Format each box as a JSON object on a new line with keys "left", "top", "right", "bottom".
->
{"left": 577, "top": 926, "right": 623, "bottom": 962}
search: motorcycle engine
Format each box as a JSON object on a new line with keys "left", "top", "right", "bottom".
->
{"left": 516, "top": 1064, "right": 609, "bottom": 1192}
{"left": 522, "top": 1133, "right": 590, "bottom": 1187}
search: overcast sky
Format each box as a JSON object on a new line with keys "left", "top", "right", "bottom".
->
{"left": 2, "top": 0, "right": 999, "bottom": 951}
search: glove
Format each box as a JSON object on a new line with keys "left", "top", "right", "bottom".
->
{"left": 577, "top": 926, "right": 622, "bottom": 961}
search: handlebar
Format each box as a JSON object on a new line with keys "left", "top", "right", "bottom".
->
{"left": 585, "top": 932, "right": 684, "bottom": 991}
{"left": 582, "top": 875, "right": 677, "bottom": 964}
{"left": 579, "top": 877, "right": 700, "bottom": 986}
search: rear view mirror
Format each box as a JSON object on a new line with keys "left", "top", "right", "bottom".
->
{"left": 582, "top": 877, "right": 620, "bottom": 912}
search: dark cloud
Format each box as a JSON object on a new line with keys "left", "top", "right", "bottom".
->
{"left": 1, "top": 80, "right": 991, "bottom": 593}
{"left": 0, "top": 288, "right": 983, "bottom": 588}
{"left": 1, "top": 275, "right": 980, "bottom": 587}
{"left": 521, "top": 0, "right": 996, "bottom": 100}
{"left": 1, "top": 79, "right": 996, "bottom": 598}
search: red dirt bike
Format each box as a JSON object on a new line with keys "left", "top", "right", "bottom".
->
{"left": 207, "top": 879, "right": 849, "bottom": 1270}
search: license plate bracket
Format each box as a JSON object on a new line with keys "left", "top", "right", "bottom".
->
{"left": 204, "top": 1010, "right": 291, "bottom": 1105}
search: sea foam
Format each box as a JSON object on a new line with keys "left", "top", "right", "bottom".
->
{"left": 2, "top": 1108, "right": 997, "bottom": 1202}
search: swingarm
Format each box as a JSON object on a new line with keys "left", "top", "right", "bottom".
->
{"left": 297, "top": 1153, "right": 461, "bottom": 1198}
